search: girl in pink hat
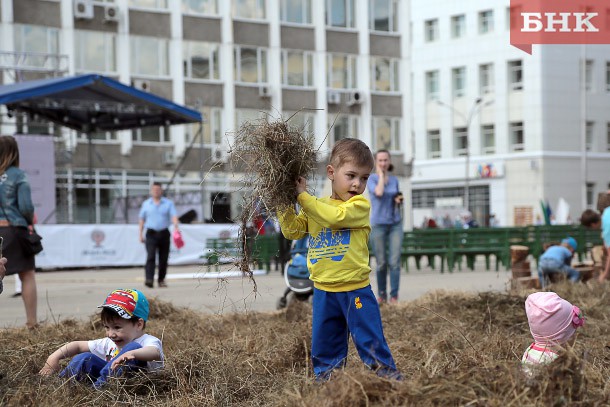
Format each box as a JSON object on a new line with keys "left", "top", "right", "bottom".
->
{"left": 522, "top": 292, "right": 585, "bottom": 374}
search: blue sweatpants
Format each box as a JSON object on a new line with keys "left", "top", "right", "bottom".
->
{"left": 311, "top": 285, "right": 401, "bottom": 380}
{"left": 60, "top": 342, "right": 146, "bottom": 388}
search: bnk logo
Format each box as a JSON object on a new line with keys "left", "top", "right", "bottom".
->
{"left": 510, "top": 0, "right": 610, "bottom": 54}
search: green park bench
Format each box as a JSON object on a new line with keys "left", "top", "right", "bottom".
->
{"left": 397, "top": 225, "right": 603, "bottom": 274}
{"left": 448, "top": 228, "right": 510, "bottom": 272}
{"left": 401, "top": 229, "right": 452, "bottom": 273}
{"left": 251, "top": 234, "right": 280, "bottom": 273}
{"left": 202, "top": 238, "right": 239, "bottom": 272}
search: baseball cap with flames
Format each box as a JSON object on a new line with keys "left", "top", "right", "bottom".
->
{"left": 98, "top": 289, "right": 150, "bottom": 321}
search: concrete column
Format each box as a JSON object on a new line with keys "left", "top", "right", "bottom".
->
{"left": 267, "top": 0, "right": 282, "bottom": 116}
{"left": 399, "top": 0, "right": 413, "bottom": 230}
{"left": 220, "top": 0, "right": 235, "bottom": 146}
{"left": 116, "top": 0, "right": 133, "bottom": 155}
{"left": 0, "top": 0, "right": 15, "bottom": 136}
{"left": 355, "top": 0, "right": 370, "bottom": 148}
{"left": 312, "top": 0, "right": 327, "bottom": 156}
{"left": 169, "top": 0, "right": 186, "bottom": 157}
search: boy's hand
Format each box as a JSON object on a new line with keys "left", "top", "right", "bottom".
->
{"left": 39, "top": 360, "right": 59, "bottom": 375}
{"left": 296, "top": 177, "right": 307, "bottom": 195}
{"left": 111, "top": 350, "right": 137, "bottom": 370}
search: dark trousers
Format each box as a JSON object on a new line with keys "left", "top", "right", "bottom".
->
{"left": 145, "top": 229, "right": 170, "bottom": 282}
{"left": 59, "top": 342, "right": 146, "bottom": 388}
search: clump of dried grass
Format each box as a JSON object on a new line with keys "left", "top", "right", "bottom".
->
{"left": 230, "top": 115, "right": 318, "bottom": 278}
{"left": 0, "top": 283, "right": 608, "bottom": 406}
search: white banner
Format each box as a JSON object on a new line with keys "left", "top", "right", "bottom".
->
{"left": 34, "top": 224, "right": 239, "bottom": 269}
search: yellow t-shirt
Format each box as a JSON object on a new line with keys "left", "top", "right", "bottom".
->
{"left": 278, "top": 192, "right": 371, "bottom": 292}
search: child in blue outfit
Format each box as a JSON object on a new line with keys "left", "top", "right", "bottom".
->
{"left": 538, "top": 237, "right": 580, "bottom": 288}
{"left": 40, "top": 289, "right": 164, "bottom": 388}
{"left": 278, "top": 138, "right": 401, "bottom": 381}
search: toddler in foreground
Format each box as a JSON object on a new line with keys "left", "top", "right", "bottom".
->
{"left": 522, "top": 292, "right": 584, "bottom": 375}
{"left": 40, "top": 289, "right": 164, "bottom": 388}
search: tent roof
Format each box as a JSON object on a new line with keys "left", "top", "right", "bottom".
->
{"left": 0, "top": 74, "right": 202, "bottom": 132}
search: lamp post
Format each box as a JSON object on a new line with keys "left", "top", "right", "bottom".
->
{"left": 436, "top": 98, "right": 488, "bottom": 213}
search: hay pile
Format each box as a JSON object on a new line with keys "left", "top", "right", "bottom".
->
{"left": 232, "top": 116, "right": 318, "bottom": 215}
{"left": 230, "top": 116, "right": 318, "bottom": 277}
{"left": 0, "top": 282, "right": 608, "bottom": 406}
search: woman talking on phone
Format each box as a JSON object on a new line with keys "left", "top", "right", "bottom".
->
{"left": 0, "top": 136, "right": 38, "bottom": 328}
{"left": 367, "top": 150, "right": 404, "bottom": 305}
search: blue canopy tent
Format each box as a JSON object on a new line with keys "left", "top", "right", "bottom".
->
{"left": 0, "top": 74, "right": 203, "bottom": 222}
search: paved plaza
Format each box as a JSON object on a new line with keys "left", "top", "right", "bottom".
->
{"left": 0, "top": 260, "right": 513, "bottom": 328}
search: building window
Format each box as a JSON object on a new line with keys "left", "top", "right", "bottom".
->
{"left": 425, "top": 70, "right": 439, "bottom": 100}
{"left": 186, "top": 107, "right": 222, "bottom": 145}
{"left": 369, "top": 0, "right": 397, "bottom": 32}
{"left": 183, "top": 41, "right": 220, "bottom": 80}
{"left": 509, "top": 121, "right": 524, "bottom": 151}
{"left": 182, "top": 0, "right": 217, "bottom": 15}
{"left": 235, "top": 109, "right": 269, "bottom": 130}
{"left": 234, "top": 47, "right": 268, "bottom": 84}
{"left": 427, "top": 129, "right": 441, "bottom": 159}
{"left": 129, "top": 0, "right": 167, "bottom": 9}
{"left": 454, "top": 127, "right": 467, "bottom": 156}
{"left": 508, "top": 60, "right": 523, "bottom": 91}
{"left": 424, "top": 19, "right": 439, "bottom": 42}
{"left": 75, "top": 30, "right": 116, "bottom": 73}
{"left": 328, "top": 114, "right": 359, "bottom": 143}
{"left": 14, "top": 24, "right": 59, "bottom": 55}
{"left": 281, "top": 50, "right": 314, "bottom": 87}
{"left": 479, "top": 63, "right": 494, "bottom": 94}
{"left": 606, "top": 62, "right": 610, "bottom": 92}
{"left": 481, "top": 124, "right": 495, "bottom": 154}
{"left": 130, "top": 36, "right": 169, "bottom": 76}
{"left": 327, "top": 0, "right": 355, "bottom": 29}
{"left": 370, "top": 57, "right": 399, "bottom": 92}
{"left": 328, "top": 53, "right": 357, "bottom": 89}
{"left": 233, "top": 0, "right": 266, "bottom": 19}
{"left": 372, "top": 117, "right": 400, "bottom": 151}
{"left": 586, "top": 121, "right": 594, "bottom": 151}
{"left": 479, "top": 10, "right": 494, "bottom": 34}
{"left": 132, "top": 126, "right": 170, "bottom": 143}
{"left": 281, "top": 0, "right": 311, "bottom": 24}
{"left": 78, "top": 130, "right": 118, "bottom": 142}
{"left": 452, "top": 67, "right": 466, "bottom": 98}
{"left": 451, "top": 14, "right": 466, "bottom": 38}
{"left": 284, "top": 110, "right": 315, "bottom": 135}
{"left": 586, "top": 183, "right": 595, "bottom": 206}
{"left": 585, "top": 60, "right": 594, "bottom": 91}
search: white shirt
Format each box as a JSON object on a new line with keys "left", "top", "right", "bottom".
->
{"left": 88, "top": 333, "right": 164, "bottom": 371}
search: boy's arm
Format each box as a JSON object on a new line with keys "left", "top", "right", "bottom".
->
{"left": 110, "top": 346, "right": 161, "bottom": 370}
{"left": 277, "top": 206, "right": 308, "bottom": 240}
{"left": 40, "top": 341, "right": 90, "bottom": 375}
{"left": 298, "top": 193, "right": 370, "bottom": 229}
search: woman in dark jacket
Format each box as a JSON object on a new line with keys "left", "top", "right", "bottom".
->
{"left": 0, "top": 136, "right": 38, "bottom": 328}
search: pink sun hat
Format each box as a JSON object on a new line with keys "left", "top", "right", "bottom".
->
{"left": 525, "top": 292, "right": 585, "bottom": 344}
{"left": 525, "top": 292, "right": 585, "bottom": 345}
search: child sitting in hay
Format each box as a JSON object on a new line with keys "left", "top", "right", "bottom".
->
{"left": 522, "top": 292, "right": 585, "bottom": 375}
{"left": 537, "top": 237, "right": 580, "bottom": 288}
{"left": 278, "top": 138, "right": 402, "bottom": 381}
{"left": 40, "top": 289, "right": 164, "bottom": 388}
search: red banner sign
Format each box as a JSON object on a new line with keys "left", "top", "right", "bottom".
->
{"left": 510, "top": 0, "right": 610, "bottom": 54}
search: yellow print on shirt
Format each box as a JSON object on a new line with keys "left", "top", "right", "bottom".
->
{"left": 308, "top": 228, "right": 350, "bottom": 264}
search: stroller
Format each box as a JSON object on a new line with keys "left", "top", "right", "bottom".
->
{"left": 276, "top": 237, "right": 314, "bottom": 309}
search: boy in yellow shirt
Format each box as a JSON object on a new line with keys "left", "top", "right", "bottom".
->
{"left": 279, "top": 138, "right": 401, "bottom": 380}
